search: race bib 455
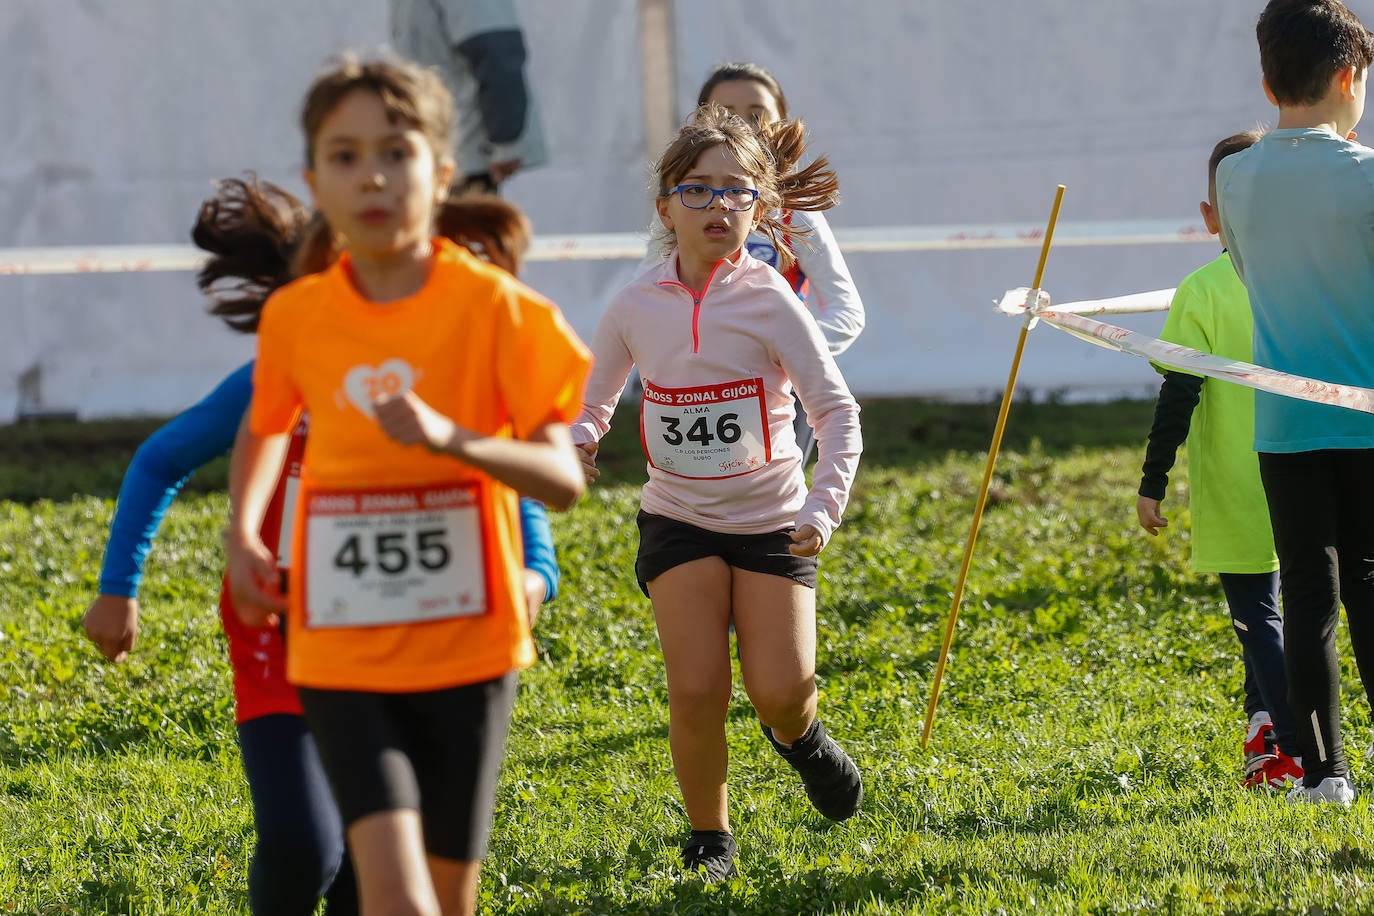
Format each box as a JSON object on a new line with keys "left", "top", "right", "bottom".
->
{"left": 302, "top": 482, "right": 489, "bottom": 628}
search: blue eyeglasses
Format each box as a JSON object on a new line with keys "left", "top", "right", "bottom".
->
{"left": 667, "top": 184, "right": 760, "bottom": 211}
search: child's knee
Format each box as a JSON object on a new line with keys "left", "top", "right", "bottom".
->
{"left": 748, "top": 679, "right": 816, "bottom": 727}
{"left": 668, "top": 676, "right": 732, "bottom": 720}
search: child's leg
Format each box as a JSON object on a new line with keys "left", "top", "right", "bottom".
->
{"left": 1335, "top": 449, "right": 1374, "bottom": 717}
{"left": 297, "top": 688, "right": 439, "bottom": 916}
{"left": 1259, "top": 451, "right": 1346, "bottom": 785}
{"left": 347, "top": 811, "right": 440, "bottom": 916}
{"left": 1219, "top": 571, "right": 1298, "bottom": 756}
{"left": 1240, "top": 662, "right": 1263, "bottom": 722}
{"left": 732, "top": 569, "right": 817, "bottom": 742}
{"left": 237, "top": 713, "right": 349, "bottom": 916}
{"left": 427, "top": 859, "right": 481, "bottom": 916}
{"left": 406, "top": 674, "right": 519, "bottom": 916}
{"left": 733, "top": 568, "right": 862, "bottom": 821}
{"left": 646, "top": 557, "right": 735, "bottom": 831}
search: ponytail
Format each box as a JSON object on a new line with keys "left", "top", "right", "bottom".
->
{"left": 761, "top": 118, "right": 840, "bottom": 215}
{"left": 436, "top": 194, "right": 532, "bottom": 276}
{"left": 191, "top": 176, "right": 310, "bottom": 334}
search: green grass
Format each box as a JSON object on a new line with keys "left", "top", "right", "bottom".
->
{"left": 3, "top": 397, "right": 1374, "bottom": 914}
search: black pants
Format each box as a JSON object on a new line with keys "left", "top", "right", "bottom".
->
{"left": 1259, "top": 449, "right": 1374, "bottom": 784}
{"left": 238, "top": 714, "right": 357, "bottom": 915}
{"left": 1220, "top": 571, "right": 1297, "bottom": 756}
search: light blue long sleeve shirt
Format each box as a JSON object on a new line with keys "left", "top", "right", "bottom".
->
{"left": 1216, "top": 127, "right": 1374, "bottom": 452}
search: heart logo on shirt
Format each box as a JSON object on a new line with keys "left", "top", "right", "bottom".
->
{"left": 341, "top": 359, "right": 416, "bottom": 417}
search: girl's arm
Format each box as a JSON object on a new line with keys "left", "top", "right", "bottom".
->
{"left": 790, "top": 209, "right": 865, "bottom": 355}
{"left": 773, "top": 294, "right": 863, "bottom": 549}
{"left": 224, "top": 416, "right": 291, "bottom": 625}
{"left": 518, "top": 496, "right": 559, "bottom": 603}
{"left": 84, "top": 363, "right": 253, "bottom": 663}
{"left": 568, "top": 295, "right": 636, "bottom": 446}
{"left": 567, "top": 293, "right": 637, "bottom": 485}
{"left": 372, "top": 394, "right": 584, "bottom": 510}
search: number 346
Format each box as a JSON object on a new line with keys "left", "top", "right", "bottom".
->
{"left": 660, "top": 413, "right": 741, "bottom": 446}
{"left": 333, "top": 528, "right": 450, "bottom": 577}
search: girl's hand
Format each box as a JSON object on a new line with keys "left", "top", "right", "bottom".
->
{"left": 523, "top": 569, "right": 547, "bottom": 629}
{"left": 373, "top": 391, "right": 466, "bottom": 453}
{"left": 574, "top": 441, "right": 600, "bottom": 484}
{"left": 224, "top": 530, "right": 285, "bottom": 627}
{"left": 789, "top": 524, "right": 823, "bottom": 557}
{"left": 1136, "top": 496, "right": 1167, "bottom": 536}
{"left": 83, "top": 594, "right": 140, "bottom": 663}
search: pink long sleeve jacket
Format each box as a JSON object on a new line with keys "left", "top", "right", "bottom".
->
{"left": 571, "top": 248, "right": 862, "bottom": 545}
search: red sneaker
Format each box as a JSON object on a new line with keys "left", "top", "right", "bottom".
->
{"left": 1242, "top": 712, "right": 1277, "bottom": 781}
{"left": 1245, "top": 749, "right": 1304, "bottom": 790}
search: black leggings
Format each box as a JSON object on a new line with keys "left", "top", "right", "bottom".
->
{"left": 1259, "top": 449, "right": 1374, "bottom": 784}
{"left": 238, "top": 714, "right": 357, "bottom": 915}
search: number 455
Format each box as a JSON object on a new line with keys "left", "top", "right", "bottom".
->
{"left": 333, "top": 528, "right": 450, "bottom": 577}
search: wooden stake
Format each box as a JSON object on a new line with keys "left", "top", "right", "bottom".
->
{"left": 919, "top": 184, "right": 1066, "bottom": 749}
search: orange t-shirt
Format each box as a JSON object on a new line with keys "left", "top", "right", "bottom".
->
{"left": 250, "top": 238, "right": 591, "bottom": 692}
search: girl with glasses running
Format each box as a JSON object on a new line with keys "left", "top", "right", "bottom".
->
{"left": 573, "top": 104, "right": 863, "bottom": 882}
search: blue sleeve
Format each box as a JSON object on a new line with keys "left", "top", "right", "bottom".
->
{"left": 97, "top": 362, "right": 254, "bottom": 597}
{"left": 518, "top": 496, "right": 559, "bottom": 603}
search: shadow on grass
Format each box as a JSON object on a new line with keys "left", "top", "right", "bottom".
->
{"left": 494, "top": 854, "right": 1016, "bottom": 915}
{"left": 499, "top": 830, "right": 1374, "bottom": 916}
{"left": 528, "top": 722, "right": 670, "bottom": 771}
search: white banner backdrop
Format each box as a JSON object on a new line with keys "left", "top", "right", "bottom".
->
{"left": 4, "top": 1, "right": 1362, "bottom": 420}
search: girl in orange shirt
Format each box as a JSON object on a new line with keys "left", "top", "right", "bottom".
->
{"left": 224, "top": 55, "right": 589, "bottom": 916}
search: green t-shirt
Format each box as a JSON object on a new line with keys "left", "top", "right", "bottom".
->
{"left": 1154, "top": 252, "right": 1278, "bottom": 574}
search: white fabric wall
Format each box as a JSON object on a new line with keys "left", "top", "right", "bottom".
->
{"left": 3, "top": 1, "right": 1361, "bottom": 419}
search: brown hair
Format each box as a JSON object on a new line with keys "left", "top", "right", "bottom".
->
{"left": 293, "top": 53, "right": 457, "bottom": 274}
{"left": 1258, "top": 0, "right": 1374, "bottom": 105}
{"left": 299, "top": 52, "right": 453, "bottom": 168}
{"left": 652, "top": 104, "right": 839, "bottom": 266}
{"left": 192, "top": 176, "right": 311, "bottom": 333}
{"left": 192, "top": 179, "right": 531, "bottom": 332}
{"left": 696, "top": 62, "right": 789, "bottom": 119}
{"left": 1207, "top": 129, "right": 1266, "bottom": 205}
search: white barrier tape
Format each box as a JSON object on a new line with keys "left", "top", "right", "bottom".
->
{"left": 997, "top": 286, "right": 1176, "bottom": 317}
{"left": 0, "top": 235, "right": 652, "bottom": 276}
{"left": 1036, "top": 308, "right": 1374, "bottom": 414}
{"left": 0, "top": 219, "right": 1214, "bottom": 276}
{"left": 835, "top": 219, "right": 1211, "bottom": 253}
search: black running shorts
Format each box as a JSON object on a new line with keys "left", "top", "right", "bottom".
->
{"left": 297, "top": 673, "right": 518, "bottom": 862}
{"left": 634, "top": 510, "right": 819, "bottom": 596}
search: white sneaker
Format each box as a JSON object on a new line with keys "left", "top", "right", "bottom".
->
{"left": 1286, "top": 775, "right": 1356, "bottom": 806}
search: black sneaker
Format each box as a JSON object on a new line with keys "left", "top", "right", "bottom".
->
{"left": 762, "top": 719, "right": 863, "bottom": 821}
{"left": 681, "top": 830, "right": 737, "bottom": 882}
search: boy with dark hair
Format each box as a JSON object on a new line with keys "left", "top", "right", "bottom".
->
{"left": 1216, "top": 0, "right": 1374, "bottom": 804}
{"left": 1137, "top": 129, "right": 1302, "bottom": 792}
